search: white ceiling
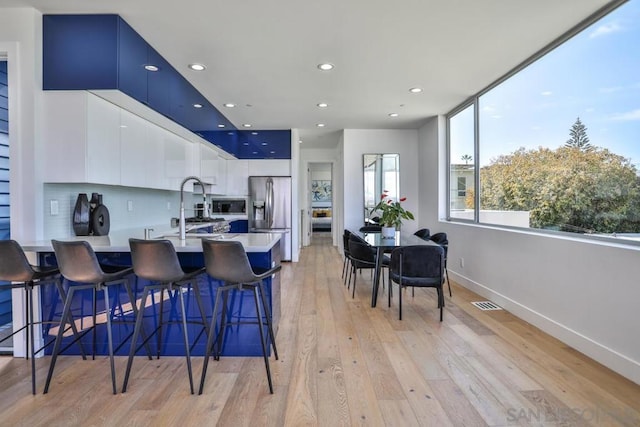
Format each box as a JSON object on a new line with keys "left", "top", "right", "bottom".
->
{"left": 4, "top": 0, "right": 613, "bottom": 148}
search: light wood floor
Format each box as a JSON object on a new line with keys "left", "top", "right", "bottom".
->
{"left": 1, "top": 233, "right": 639, "bottom": 426}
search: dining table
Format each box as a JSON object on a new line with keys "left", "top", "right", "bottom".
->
{"left": 352, "top": 229, "right": 438, "bottom": 307}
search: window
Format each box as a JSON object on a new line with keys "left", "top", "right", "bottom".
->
{"left": 449, "top": 104, "right": 475, "bottom": 220}
{"left": 448, "top": 0, "right": 640, "bottom": 238}
{"left": 457, "top": 177, "right": 467, "bottom": 197}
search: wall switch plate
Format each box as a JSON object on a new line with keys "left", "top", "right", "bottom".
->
{"left": 127, "top": 200, "right": 133, "bottom": 212}
{"left": 167, "top": 202, "right": 171, "bottom": 210}
{"left": 50, "top": 199, "right": 59, "bottom": 216}
{"left": 459, "top": 257, "right": 464, "bottom": 268}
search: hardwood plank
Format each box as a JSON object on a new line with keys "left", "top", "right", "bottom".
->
{"left": 0, "top": 234, "right": 639, "bottom": 426}
{"left": 283, "top": 314, "right": 318, "bottom": 426}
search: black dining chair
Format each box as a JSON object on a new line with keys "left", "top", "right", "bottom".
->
{"left": 414, "top": 228, "right": 431, "bottom": 240}
{"left": 348, "top": 236, "right": 388, "bottom": 299}
{"left": 342, "top": 230, "right": 353, "bottom": 286}
{"left": 388, "top": 245, "right": 445, "bottom": 321}
{"left": 198, "top": 239, "right": 281, "bottom": 395}
{"left": 359, "top": 225, "right": 382, "bottom": 232}
{"left": 429, "top": 232, "right": 451, "bottom": 297}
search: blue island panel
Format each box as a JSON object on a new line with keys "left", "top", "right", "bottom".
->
{"left": 38, "top": 247, "right": 280, "bottom": 357}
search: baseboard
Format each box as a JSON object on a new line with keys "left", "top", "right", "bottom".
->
{"left": 449, "top": 270, "right": 640, "bottom": 386}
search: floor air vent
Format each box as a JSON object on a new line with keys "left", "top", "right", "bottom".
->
{"left": 471, "top": 301, "right": 502, "bottom": 311}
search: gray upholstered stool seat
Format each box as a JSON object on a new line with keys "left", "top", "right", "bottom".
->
{"left": 198, "top": 239, "right": 281, "bottom": 395}
{"left": 122, "top": 238, "right": 207, "bottom": 395}
{"left": 44, "top": 239, "right": 141, "bottom": 394}
{"left": 0, "top": 239, "right": 82, "bottom": 394}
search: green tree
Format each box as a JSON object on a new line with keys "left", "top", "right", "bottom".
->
{"left": 480, "top": 146, "right": 640, "bottom": 233}
{"left": 565, "top": 117, "right": 593, "bottom": 151}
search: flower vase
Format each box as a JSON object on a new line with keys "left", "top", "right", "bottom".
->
{"left": 381, "top": 226, "right": 396, "bottom": 238}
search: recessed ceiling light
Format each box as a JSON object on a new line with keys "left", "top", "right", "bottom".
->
{"left": 217, "top": 124, "right": 225, "bottom": 128}
{"left": 409, "top": 87, "right": 423, "bottom": 93}
{"left": 252, "top": 151, "right": 258, "bottom": 154}
{"left": 243, "top": 124, "right": 252, "bottom": 128}
{"left": 227, "top": 132, "right": 234, "bottom": 135}
{"left": 193, "top": 103, "right": 203, "bottom": 108}
{"left": 298, "top": 140, "right": 303, "bottom": 144}
{"left": 389, "top": 113, "right": 399, "bottom": 117}
{"left": 144, "top": 65, "right": 159, "bottom": 72}
{"left": 317, "top": 102, "right": 328, "bottom": 108}
{"left": 317, "top": 63, "right": 334, "bottom": 71}
{"left": 188, "top": 63, "right": 206, "bottom": 71}
{"left": 243, "top": 142, "right": 249, "bottom": 145}
{"left": 261, "top": 142, "right": 268, "bottom": 146}
{"left": 316, "top": 123, "right": 326, "bottom": 127}
{"left": 270, "top": 151, "right": 275, "bottom": 154}
{"left": 251, "top": 132, "right": 258, "bottom": 135}
{"left": 223, "top": 103, "right": 235, "bottom": 108}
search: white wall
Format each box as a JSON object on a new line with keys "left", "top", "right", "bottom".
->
{"left": 417, "top": 118, "right": 640, "bottom": 385}
{"left": 342, "top": 129, "right": 420, "bottom": 236}
{"left": 1, "top": 8, "right": 43, "bottom": 358}
{"left": 1, "top": 8, "right": 42, "bottom": 242}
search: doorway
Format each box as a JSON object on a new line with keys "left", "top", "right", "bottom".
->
{"left": 308, "top": 163, "right": 333, "bottom": 243}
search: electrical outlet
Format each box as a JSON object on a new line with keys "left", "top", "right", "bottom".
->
{"left": 459, "top": 257, "right": 464, "bottom": 269}
{"left": 127, "top": 200, "right": 133, "bottom": 212}
{"left": 50, "top": 199, "right": 59, "bottom": 216}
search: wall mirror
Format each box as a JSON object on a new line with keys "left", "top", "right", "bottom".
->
{"left": 363, "top": 153, "right": 399, "bottom": 224}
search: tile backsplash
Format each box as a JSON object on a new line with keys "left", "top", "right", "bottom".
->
{"left": 43, "top": 183, "right": 205, "bottom": 239}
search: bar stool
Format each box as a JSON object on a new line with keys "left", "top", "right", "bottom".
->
{"left": 122, "top": 238, "right": 207, "bottom": 394}
{"left": 198, "top": 239, "right": 281, "bottom": 395}
{"left": 44, "top": 239, "right": 140, "bottom": 394}
{"left": 0, "top": 240, "right": 87, "bottom": 395}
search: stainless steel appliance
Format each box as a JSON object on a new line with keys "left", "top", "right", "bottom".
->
{"left": 210, "top": 198, "right": 247, "bottom": 215}
{"left": 249, "top": 176, "right": 292, "bottom": 261}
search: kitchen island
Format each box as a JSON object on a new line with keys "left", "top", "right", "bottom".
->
{"left": 21, "top": 229, "right": 282, "bottom": 357}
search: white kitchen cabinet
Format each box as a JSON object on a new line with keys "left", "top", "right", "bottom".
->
{"left": 43, "top": 91, "right": 204, "bottom": 191}
{"left": 226, "top": 159, "right": 249, "bottom": 195}
{"left": 215, "top": 158, "right": 227, "bottom": 195}
{"left": 248, "top": 159, "right": 291, "bottom": 177}
{"left": 43, "top": 91, "right": 121, "bottom": 184}
{"left": 120, "top": 109, "right": 148, "bottom": 187}
{"left": 199, "top": 143, "right": 219, "bottom": 185}
{"left": 163, "top": 129, "right": 193, "bottom": 191}
{"left": 120, "top": 110, "right": 167, "bottom": 189}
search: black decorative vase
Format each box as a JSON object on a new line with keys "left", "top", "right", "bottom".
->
{"left": 90, "top": 203, "right": 111, "bottom": 236}
{"left": 72, "top": 193, "right": 90, "bottom": 236}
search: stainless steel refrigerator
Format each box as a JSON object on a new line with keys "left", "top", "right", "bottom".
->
{"left": 249, "top": 176, "right": 292, "bottom": 261}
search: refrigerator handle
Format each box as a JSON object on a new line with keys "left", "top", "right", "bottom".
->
{"left": 266, "top": 177, "right": 274, "bottom": 227}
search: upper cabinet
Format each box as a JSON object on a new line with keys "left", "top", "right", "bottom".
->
{"left": 43, "top": 91, "right": 120, "bottom": 185}
{"left": 226, "top": 160, "right": 249, "bottom": 195}
{"left": 43, "top": 91, "right": 203, "bottom": 191}
{"left": 42, "top": 14, "right": 291, "bottom": 160}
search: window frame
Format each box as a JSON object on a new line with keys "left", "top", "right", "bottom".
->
{"left": 445, "top": 0, "right": 637, "bottom": 245}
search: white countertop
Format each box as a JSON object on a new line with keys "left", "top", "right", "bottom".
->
{"left": 21, "top": 224, "right": 280, "bottom": 253}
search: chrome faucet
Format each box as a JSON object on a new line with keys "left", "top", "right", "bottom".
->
{"left": 179, "top": 176, "right": 209, "bottom": 241}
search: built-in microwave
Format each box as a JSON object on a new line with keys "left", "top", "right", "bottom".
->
{"left": 210, "top": 199, "right": 247, "bottom": 215}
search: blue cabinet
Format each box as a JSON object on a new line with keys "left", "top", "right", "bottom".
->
{"left": 117, "top": 19, "right": 148, "bottom": 104}
{"left": 43, "top": 15, "right": 119, "bottom": 90}
{"left": 42, "top": 14, "right": 291, "bottom": 159}
{"left": 147, "top": 47, "right": 172, "bottom": 116}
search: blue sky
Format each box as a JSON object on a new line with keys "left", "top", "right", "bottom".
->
{"left": 451, "top": 0, "right": 640, "bottom": 169}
